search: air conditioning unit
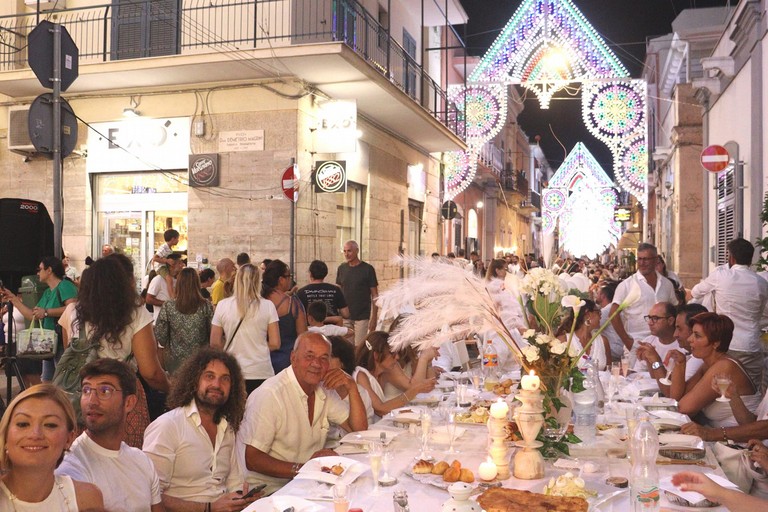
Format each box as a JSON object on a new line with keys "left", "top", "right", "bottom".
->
{"left": 24, "top": 0, "right": 65, "bottom": 10}
{"left": 8, "top": 105, "right": 36, "bottom": 157}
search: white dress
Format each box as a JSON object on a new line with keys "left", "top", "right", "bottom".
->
{"left": 701, "top": 359, "right": 763, "bottom": 428}
{"left": 570, "top": 333, "right": 608, "bottom": 371}
{"left": 0, "top": 475, "right": 78, "bottom": 511}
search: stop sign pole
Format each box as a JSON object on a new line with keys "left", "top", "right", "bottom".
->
{"left": 52, "top": 23, "right": 62, "bottom": 258}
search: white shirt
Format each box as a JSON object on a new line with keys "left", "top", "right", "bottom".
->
{"left": 600, "top": 304, "right": 625, "bottom": 361}
{"left": 211, "top": 297, "right": 279, "bottom": 380}
{"left": 143, "top": 402, "right": 242, "bottom": 503}
{"left": 237, "top": 367, "right": 350, "bottom": 494}
{"left": 57, "top": 433, "right": 162, "bottom": 512}
{"left": 612, "top": 271, "right": 678, "bottom": 349}
{"left": 633, "top": 335, "right": 680, "bottom": 372}
{"left": 147, "top": 274, "right": 176, "bottom": 322}
{"left": 308, "top": 324, "right": 350, "bottom": 337}
{"left": 691, "top": 264, "right": 768, "bottom": 353}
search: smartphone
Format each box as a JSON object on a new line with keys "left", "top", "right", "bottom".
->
{"left": 238, "top": 484, "right": 266, "bottom": 499}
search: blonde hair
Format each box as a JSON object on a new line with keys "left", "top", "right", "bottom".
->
{"left": 234, "top": 263, "right": 261, "bottom": 317}
{"left": 0, "top": 384, "right": 76, "bottom": 471}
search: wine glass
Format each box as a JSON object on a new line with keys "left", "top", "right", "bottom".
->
{"left": 715, "top": 373, "right": 732, "bottom": 402}
{"left": 447, "top": 407, "right": 460, "bottom": 454}
{"left": 659, "top": 358, "right": 675, "bottom": 386}
{"left": 542, "top": 419, "right": 569, "bottom": 459}
{"left": 415, "top": 408, "right": 434, "bottom": 461}
{"left": 368, "top": 441, "right": 383, "bottom": 493}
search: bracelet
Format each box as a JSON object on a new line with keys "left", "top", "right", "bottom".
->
{"left": 722, "top": 427, "right": 728, "bottom": 443}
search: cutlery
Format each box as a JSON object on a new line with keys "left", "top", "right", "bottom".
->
{"left": 590, "top": 489, "right": 627, "bottom": 509}
{"left": 656, "top": 459, "right": 716, "bottom": 469}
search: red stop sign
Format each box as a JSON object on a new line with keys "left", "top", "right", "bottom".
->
{"left": 700, "top": 145, "right": 730, "bottom": 173}
{"left": 281, "top": 164, "right": 299, "bottom": 202}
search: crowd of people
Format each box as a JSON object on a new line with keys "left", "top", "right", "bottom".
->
{"left": 1, "top": 235, "right": 768, "bottom": 509}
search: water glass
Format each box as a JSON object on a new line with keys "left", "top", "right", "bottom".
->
{"left": 368, "top": 441, "right": 383, "bottom": 492}
{"left": 455, "top": 383, "right": 469, "bottom": 407}
{"left": 333, "top": 483, "right": 349, "bottom": 512}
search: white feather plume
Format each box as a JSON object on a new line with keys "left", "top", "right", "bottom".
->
{"left": 379, "top": 256, "right": 525, "bottom": 358}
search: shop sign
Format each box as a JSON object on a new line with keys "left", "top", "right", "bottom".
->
{"left": 189, "top": 154, "right": 220, "bottom": 187}
{"left": 314, "top": 100, "right": 357, "bottom": 154}
{"left": 313, "top": 160, "right": 347, "bottom": 193}
{"left": 86, "top": 117, "right": 190, "bottom": 173}
{"left": 614, "top": 206, "right": 632, "bottom": 222}
{"left": 217, "top": 130, "right": 264, "bottom": 152}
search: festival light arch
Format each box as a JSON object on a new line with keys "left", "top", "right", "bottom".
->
{"left": 444, "top": 0, "right": 648, "bottom": 209}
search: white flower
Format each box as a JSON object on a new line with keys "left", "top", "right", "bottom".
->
{"left": 535, "top": 333, "right": 551, "bottom": 346}
{"left": 568, "top": 342, "right": 581, "bottom": 358}
{"left": 522, "top": 345, "right": 540, "bottom": 362}
{"left": 620, "top": 279, "right": 642, "bottom": 309}
{"left": 561, "top": 295, "right": 585, "bottom": 313}
{"left": 550, "top": 341, "right": 567, "bottom": 355}
{"left": 523, "top": 329, "right": 536, "bottom": 339}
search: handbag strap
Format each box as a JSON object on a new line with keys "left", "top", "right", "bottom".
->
{"left": 223, "top": 316, "right": 246, "bottom": 353}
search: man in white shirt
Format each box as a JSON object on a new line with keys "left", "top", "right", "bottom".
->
{"left": 57, "top": 358, "right": 164, "bottom": 512}
{"left": 306, "top": 301, "right": 353, "bottom": 341}
{"left": 239, "top": 332, "right": 368, "bottom": 494}
{"left": 635, "top": 302, "right": 679, "bottom": 372}
{"left": 691, "top": 238, "right": 768, "bottom": 388}
{"left": 610, "top": 243, "right": 678, "bottom": 364}
{"left": 146, "top": 253, "right": 183, "bottom": 322}
{"left": 143, "top": 347, "right": 259, "bottom": 511}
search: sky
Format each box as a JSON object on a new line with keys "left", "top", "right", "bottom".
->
{"left": 456, "top": 0, "right": 732, "bottom": 175}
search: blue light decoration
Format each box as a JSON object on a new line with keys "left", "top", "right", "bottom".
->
{"left": 542, "top": 143, "right": 619, "bottom": 256}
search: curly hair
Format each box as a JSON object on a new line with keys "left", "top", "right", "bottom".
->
{"left": 75, "top": 254, "right": 141, "bottom": 348}
{"left": 166, "top": 347, "right": 246, "bottom": 432}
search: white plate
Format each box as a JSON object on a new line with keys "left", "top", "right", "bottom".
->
{"left": 404, "top": 468, "right": 478, "bottom": 490}
{"left": 411, "top": 393, "right": 441, "bottom": 405}
{"left": 658, "top": 433, "right": 701, "bottom": 447}
{"left": 294, "top": 456, "right": 368, "bottom": 485}
{"left": 339, "top": 429, "right": 400, "bottom": 446}
{"left": 244, "top": 495, "right": 323, "bottom": 512}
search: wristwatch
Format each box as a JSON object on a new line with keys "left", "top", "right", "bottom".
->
{"left": 650, "top": 361, "right": 662, "bottom": 371}
{"left": 44, "top": 309, "right": 48, "bottom": 318}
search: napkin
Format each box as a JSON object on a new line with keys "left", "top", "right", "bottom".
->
{"left": 431, "top": 425, "right": 466, "bottom": 443}
{"left": 618, "top": 382, "right": 641, "bottom": 402}
{"left": 660, "top": 473, "right": 740, "bottom": 504}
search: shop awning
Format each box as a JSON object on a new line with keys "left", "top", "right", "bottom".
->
{"left": 617, "top": 230, "right": 642, "bottom": 250}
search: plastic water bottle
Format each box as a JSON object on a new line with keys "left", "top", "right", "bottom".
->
{"left": 482, "top": 339, "right": 499, "bottom": 390}
{"left": 572, "top": 358, "right": 598, "bottom": 442}
{"left": 630, "top": 414, "right": 660, "bottom": 511}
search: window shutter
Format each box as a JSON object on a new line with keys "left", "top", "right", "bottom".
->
{"left": 112, "top": 0, "right": 179, "bottom": 60}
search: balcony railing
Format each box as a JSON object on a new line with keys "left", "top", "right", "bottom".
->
{"left": 501, "top": 168, "right": 527, "bottom": 195}
{"left": 0, "top": 0, "right": 464, "bottom": 139}
{"left": 478, "top": 141, "right": 503, "bottom": 175}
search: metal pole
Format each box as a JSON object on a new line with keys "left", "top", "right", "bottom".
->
{"left": 53, "top": 23, "right": 63, "bottom": 259}
{"left": 289, "top": 158, "right": 296, "bottom": 281}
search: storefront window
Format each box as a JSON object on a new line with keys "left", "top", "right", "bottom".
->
{"left": 94, "top": 172, "right": 188, "bottom": 287}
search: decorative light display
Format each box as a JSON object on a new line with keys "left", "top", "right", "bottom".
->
{"left": 542, "top": 143, "right": 619, "bottom": 257}
{"left": 448, "top": 84, "right": 508, "bottom": 144}
{"left": 444, "top": 150, "right": 478, "bottom": 201}
{"left": 470, "top": 0, "right": 628, "bottom": 109}
{"left": 582, "top": 80, "right": 649, "bottom": 207}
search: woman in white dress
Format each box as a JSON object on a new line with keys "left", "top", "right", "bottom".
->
{"left": 354, "top": 331, "right": 436, "bottom": 418}
{"left": 0, "top": 384, "right": 103, "bottom": 511}
{"left": 677, "top": 313, "right": 761, "bottom": 428}
{"left": 556, "top": 299, "right": 611, "bottom": 370}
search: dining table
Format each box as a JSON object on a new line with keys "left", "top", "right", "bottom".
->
{"left": 252, "top": 371, "right": 735, "bottom": 511}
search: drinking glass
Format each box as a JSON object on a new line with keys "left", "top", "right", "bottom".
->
{"left": 469, "top": 367, "right": 483, "bottom": 391}
{"left": 542, "top": 418, "right": 569, "bottom": 459}
{"left": 620, "top": 354, "right": 630, "bottom": 377}
{"left": 455, "top": 382, "right": 470, "bottom": 408}
{"left": 611, "top": 361, "right": 621, "bottom": 378}
{"left": 368, "top": 441, "right": 383, "bottom": 493}
{"left": 333, "top": 483, "right": 349, "bottom": 512}
{"left": 447, "top": 408, "right": 460, "bottom": 454}
{"left": 416, "top": 408, "right": 433, "bottom": 461}
{"left": 659, "top": 358, "right": 675, "bottom": 386}
{"left": 715, "top": 373, "right": 732, "bottom": 402}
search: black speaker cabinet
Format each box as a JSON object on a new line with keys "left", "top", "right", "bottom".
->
{"left": 0, "top": 198, "right": 54, "bottom": 292}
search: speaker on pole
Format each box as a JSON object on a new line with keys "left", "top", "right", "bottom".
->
{"left": 0, "top": 198, "right": 54, "bottom": 292}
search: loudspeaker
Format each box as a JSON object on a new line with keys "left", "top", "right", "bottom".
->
{"left": 0, "top": 198, "right": 54, "bottom": 292}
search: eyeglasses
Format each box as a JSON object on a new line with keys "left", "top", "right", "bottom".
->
{"left": 81, "top": 385, "right": 122, "bottom": 400}
{"left": 644, "top": 315, "right": 672, "bottom": 323}
{"left": 637, "top": 257, "right": 657, "bottom": 262}
{"left": 282, "top": 273, "right": 292, "bottom": 278}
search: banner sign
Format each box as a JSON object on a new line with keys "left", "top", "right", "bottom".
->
{"left": 189, "top": 154, "right": 220, "bottom": 187}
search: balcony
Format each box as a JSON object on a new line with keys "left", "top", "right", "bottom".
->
{"left": 0, "top": 0, "right": 465, "bottom": 151}
{"left": 477, "top": 141, "right": 503, "bottom": 176}
{"left": 501, "top": 168, "right": 528, "bottom": 196}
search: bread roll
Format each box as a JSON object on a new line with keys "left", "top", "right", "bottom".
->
{"left": 413, "top": 459, "right": 434, "bottom": 474}
{"left": 451, "top": 460, "right": 462, "bottom": 470}
{"left": 459, "top": 468, "right": 475, "bottom": 483}
{"left": 443, "top": 466, "right": 460, "bottom": 482}
{"left": 431, "top": 461, "right": 449, "bottom": 475}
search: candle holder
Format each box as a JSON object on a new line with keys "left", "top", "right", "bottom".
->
{"left": 487, "top": 411, "right": 511, "bottom": 480}
{"left": 512, "top": 388, "right": 545, "bottom": 480}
